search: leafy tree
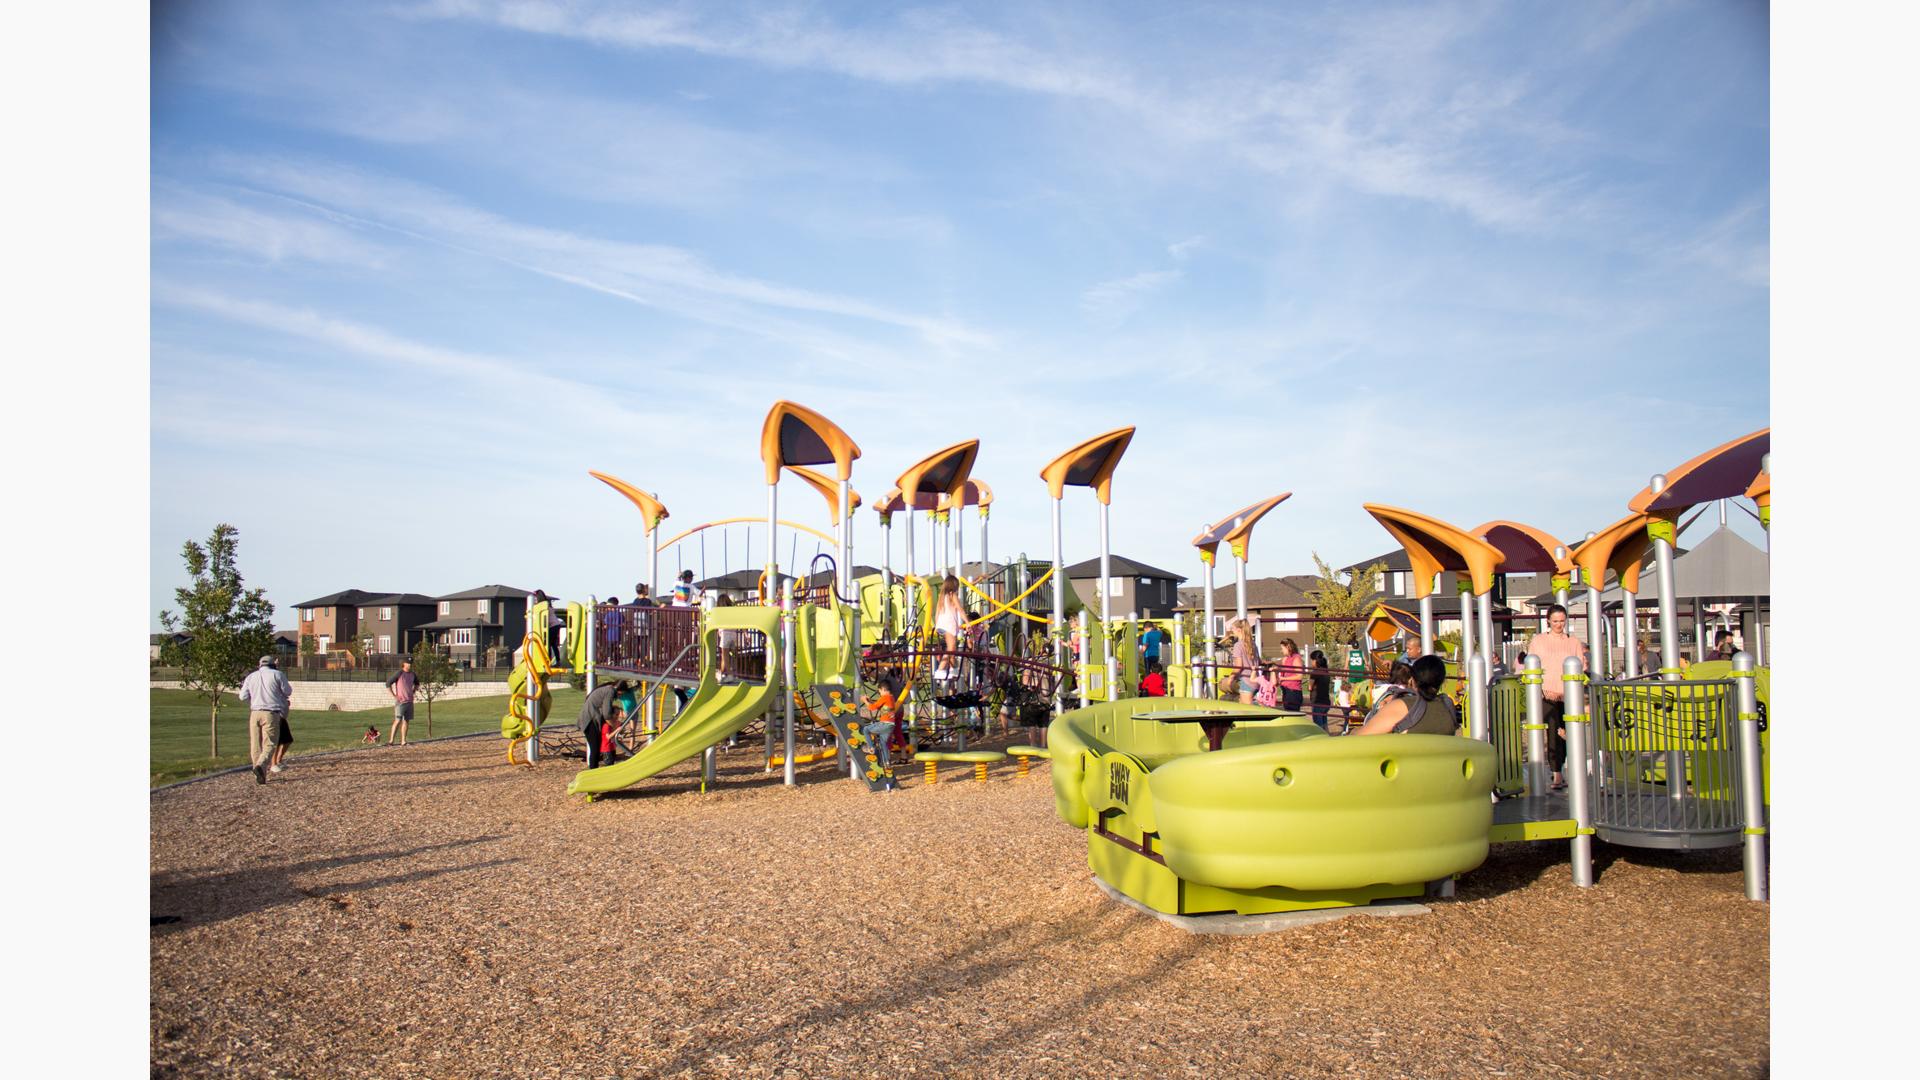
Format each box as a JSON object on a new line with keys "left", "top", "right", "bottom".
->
{"left": 159, "top": 524, "right": 275, "bottom": 757}
{"left": 298, "top": 632, "right": 318, "bottom": 672}
{"left": 409, "top": 639, "right": 459, "bottom": 736}
{"left": 1303, "top": 554, "right": 1385, "bottom": 653}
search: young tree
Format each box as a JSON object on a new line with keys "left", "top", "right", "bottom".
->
{"left": 409, "top": 639, "right": 460, "bottom": 737}
{"left": 159, "top": 524, "right": 275, "bottom": 757}
{"left": 1303, "top": 554, "right": 1386, "bottom": 654}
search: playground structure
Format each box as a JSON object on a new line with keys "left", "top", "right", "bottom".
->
{"left": 529, "top": 400, "right": 1768, "bottom": 917}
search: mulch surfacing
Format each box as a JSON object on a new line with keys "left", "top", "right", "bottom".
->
{"left": 152, "top": 736, "right": 1767, "bottom": 1078}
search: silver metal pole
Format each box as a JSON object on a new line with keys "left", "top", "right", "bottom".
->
{"left": 767, "top": 484, "right": 779, "bottom": 597}
{"left": 1419, "top": 589, "right": 1434, "bottom": 653}
{"left": 585, "top": 594, "right": 597, "bottom": 695}
{"left": 1752, "top": 594, "right": 1765, "bottom": 666}
{"left": 1650, "top": 476, "right": 1681, "bottom": 680}
{"left": 1100, "top": 502, "right": 1117, "bottom": 701}
{"left": 1077, "top": 609, "right": 1090, "bottom": 708}
{"left": 1051, "top": 498, "right": 1065, "bottom": 714}
{"left": 650, "top": 529, "right": 660, "bottom": 608}
{"left": 1693, "top": 603, "right": 1707, "bottom": 663}
{"left": 1733, "top": 650, "right": 1768, "bottom": 900}
{"left": 1234, "top": 552, "right": 1248, "bottom": 625}
{"left": 526, "top": 592, "right": 539, "bottom": 764}
{"left": 1623, "top": 591, "right": 1640, "bottom": 678}
{"left": 1564, "top": 655, "right": 1594, "bottom": 887}
{"left": 956, "top": 504, "right": 965, "bottom": 581}
{"left": 1458, "top": 585, "right": 1475, "bottom": 672}
{"left": 783, "top": 577, "right": 796, "bottom": 787}
{"left": 980, "top": 512, "right": 989, "bottom": 581}
{"left": 1552, "top": 546, "right": 1569, "bottom": 610}
{"left": 1586, "top": 584, "right": 1605, "bottom": 681}
{"left": 1522, "top": 655, "right": 1548, "bottom": 796}
{"left": 838, "top": 478, "right": 851, "bottom": 597}
{"left": 1476, "top": 591, "right": 1494, "bottom": 678}
{"left": 881, "top": 517, "right": 893, "bottom": 637}
{"left": 1202, "top": 558, "right": 1216, "bottom": 698}
{"left": 1467, "top": 653, "right": 1489, "bottom": 742}
{"left": 703, "top": 743, "right": 717, "bottom": 790}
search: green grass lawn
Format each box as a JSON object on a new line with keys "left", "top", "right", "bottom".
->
{"left": 150, "top": 687, "right": 586, "bottom": 786}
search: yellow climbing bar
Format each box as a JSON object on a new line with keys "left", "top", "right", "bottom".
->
{"left": 959, "top": 569, "right": 1054, "bottom": 626}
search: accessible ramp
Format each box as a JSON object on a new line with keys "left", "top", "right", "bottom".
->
{"left": 567, "top": 606, "right": 782, "bottom": 797}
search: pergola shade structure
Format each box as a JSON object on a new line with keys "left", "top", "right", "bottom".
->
{"left": 1363, "top": 504, "right": 1506, "bottom": 668}
{"left": 1628, "top": 428, "right": 1769, "bottom": 678}
{"left": 759, "top": 401, "right": 862, "bottom": 594}
{"left": 894, "top": 440, "right": 981, "bottom": 635}
{"left": 1190, "top": 493, "right": 1293, "bottom": 691}
{"left": 1040, "top": 427, "right": 1135, "bottom": 706}
{"left": 589, "top": 470, "right": 670, "bottom": 597}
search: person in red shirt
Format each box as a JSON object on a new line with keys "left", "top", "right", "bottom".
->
{"left": 1139, "top": 658, "right": 1167, "bottom": 697}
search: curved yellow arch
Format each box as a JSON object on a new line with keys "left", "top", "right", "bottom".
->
{"left": 657, "top": 516, "right": 838, "bottom": 550}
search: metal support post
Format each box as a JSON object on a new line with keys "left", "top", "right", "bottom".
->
{"left": 1563, "top": 656, "right": 1594, "bottom": 887}
{"left": 1077, "top": 609, "right": 1090, "bottom": 709}
{"left": 1099, "top": 502, "right": 1117, "bottom": 703}
{"left": 1586, "top": 583, "right": 1605, "bottom": 680}
{"left": 1051, "top": 498, "right": 1066, "bottom": 715}
{"left": 585, "top": 594, "right": 597, "bottom": 695}
{"left": 1467, "top": 654, "right": 1489, "bottom": 742}
{"left": 1733, "top": 651, "right": 1768, "bottom": 901}
{"left": 1458, "top": 584, "right": 1476, "bottom": 672}
{"left": 1419, "top": 589, "right": 1434, "bottom": 654}
{"left": 1622, "top": 592, "right": 1640, "bottom": 677}
{"left": 783, "top": 578, "right": 796, "bottom": 787}
{"left": 1202, "top": 557, "right": 1217, "bottom": 698}
{"left": 838, "top": 478, "right": 852, "bottom": 597}
{"left": 1476, "top": 591, "right": 1494, "bottom": 675}
{"left": 1650, "top": 475, "right": 1681, "bottom": 680}
{"left": 1522, "top": 656, "right": 1548, "bottom": 796}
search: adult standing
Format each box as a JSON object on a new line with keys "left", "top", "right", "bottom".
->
{"left": 1227, "top": 619, "right": 1258, "bottom": 705}
{"left": 1523, "top": 604, "right": 1587, "bottom": 790}
{"left": 1308, "top": 650, "right": 1332, "bottom": 730}
{"left": 384, "top": 657, "right": 418, "bottom": 746}
{"left": 238, "top": 655, "right": 292, "bottom": 785}
{"left": 1277, "top": 638, "right": 1306, "bottom": 712}
{"left": 577, "top": 681, "right": 628, "bottom": 770}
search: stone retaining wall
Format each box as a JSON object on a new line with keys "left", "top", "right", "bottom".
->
{"left": 150, "top": 680, "right": 513, "bottom": 712}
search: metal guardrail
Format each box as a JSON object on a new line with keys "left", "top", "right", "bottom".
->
{"left": 1586, "top": 678, "right": 1744, "bottom": 849}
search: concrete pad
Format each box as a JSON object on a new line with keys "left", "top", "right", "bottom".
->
{"left": 1095, "top": 880, "right": 1430, "bottom": 936}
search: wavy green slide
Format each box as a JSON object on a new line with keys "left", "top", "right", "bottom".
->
{"left": 566, "top": 606, "right": 783, "bottom": 797}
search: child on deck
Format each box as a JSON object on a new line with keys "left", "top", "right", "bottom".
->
{"left": 1139, "top": 658, "right": 1167, "bottom": 697}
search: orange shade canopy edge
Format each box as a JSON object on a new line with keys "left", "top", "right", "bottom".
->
{"left": 895, "top": 440, "right": 980, "bottom": 503}
{"left": 1367, "top": 603, "right": 1423, "bottom": 643}
{"left": 1193, "top": 494, "right": 1293, "bottom": 562}
{"left": 1471, "top": 520, "right": 1571, "bottom": 575}
{"left": 1362, "top": 504, "right": 1506, "bottom": 597}
{"left": 937, "top": 478, "right": 994, "bottom": 512}
{"left": 874, "top": 488, "right": 942, "bottom": 515}
{"left": 588, "top": 471, "right": 669, "bottom": 533}
{"left": 760, "top": 400, "right": 862, "bottom": 484}
{"left": 1627, "top": 428, "right": 1769, "bottom": 514}
{"left": 784, "top": 465, "right": 862, "bottom": 521}
{"left": 1567, "top": 512, "right": 1653, "bottom": 596}
{"left": 1039, "top": 427, "right": 1135, "bottom": 504}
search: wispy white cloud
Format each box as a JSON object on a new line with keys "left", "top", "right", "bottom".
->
{"left": 197, "top": 155, "right": 993, "bottom": 356}
{"left": 151, "top": 184, "right": 393, "bottom": 268}
{"left": 1665, "top": 197, "right": 1770, "bottom": 288}
{"left": 1080, "top": 269, "right": 1181, "bottom": 322}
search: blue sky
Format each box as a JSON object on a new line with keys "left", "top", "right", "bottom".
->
{"left": 150, "top": 0, "right": 1769, "bottom": 627}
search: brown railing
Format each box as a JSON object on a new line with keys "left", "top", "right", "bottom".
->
{"left": 596, "top": 605, "right": 702, "bottom": 681}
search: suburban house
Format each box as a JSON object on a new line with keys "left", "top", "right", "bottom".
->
{"left": 1063, "top": 555, "right": 1186, "bottom": 619}
{"left": 294, "top": 589, "right": 383, "bottom": 654}
{"left": 354, "top": 593, "right": 440, "bottom": 658}
{"left": 1175, "top": 575, "right": 1325, "bottom": 658}
{"left": 416, "top": 585, "right": 532, "bottom": 667}
{"left": 151, "top": 630, "right": 299, "bottom": 663}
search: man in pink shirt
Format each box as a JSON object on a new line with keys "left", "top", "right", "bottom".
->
{"left": 1524, "top": 604, "right": 1587, "bottom": 790}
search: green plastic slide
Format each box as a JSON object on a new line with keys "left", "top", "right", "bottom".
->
{"left": 566, "top": 606, "right": 782, "bottom": 797}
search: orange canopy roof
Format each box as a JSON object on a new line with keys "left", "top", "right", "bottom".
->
{"left": 1362, "top": 504, "right": 1506, "bottom": 597}
{"left": 1192, "top": 494, "right": 1293, "bottom": 562}
{"left": 1628, "top": 428, "right": 1769, "bottom": 515}
{"left": 588, "top": 471, "right": 669, "bottom": 533}
{"left": 895, "top": 440, "right": 980, "bottom": 506}
{"left": 760, "top": 400, "right": 862, "bottom": 484}
{"left": 874, "top": 488, "right": 942, "bottom": 515}
{"left": 784, "top": 465, "right": 862, "bottom": 521}
{"left": 1471, "top": 520, "right": 1570, "bottom": 575}
{"left": 1039, "top": 427, "right": 1134, "bottom": 504}
{"left": 937, "top": 478, "right": 994, "bottom": 512}
{"left": 1568, "top": 511, "right": 1652, "bottom": 596}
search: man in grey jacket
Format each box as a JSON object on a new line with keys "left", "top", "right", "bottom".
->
{"left": 238, "top": 656, "right": 293, "bottom": 785}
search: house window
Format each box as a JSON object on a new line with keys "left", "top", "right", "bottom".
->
{"left": 1108, "top": 577, "right": 1126, "bottom": 594}
{"left": 439, "top": 601, "right": 452, "bottom": 616}
{"left": 476, "top": 598, "right": 491, "bottom": 616}
{"left": 378, "top": 635, "right": 392, "bottom": 653}
{"left": 318, "top": 635, "right": 331, "bottom": 652}
{"left": 381, "top": 607, "right": 392, "bottom": 621}
{"left": 1275, "top": 613, "right": 1298, "bottom": 632}
{"left": 452, "top": 629, "right": 475, "bottom": 646}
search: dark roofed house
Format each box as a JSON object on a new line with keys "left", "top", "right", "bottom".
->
{"left": 294, "top": 589, "right": 384, "bottom": 656}
{"left": 355, "top": 593, "right": 440, "bottom": 658}
{"left": 417, "top": 586, "right": 533, "bottom": 667}
{"left": 1063, "top": 555, "right": 1186, "bottom": 619}
{"left": 1176, "top": 575, "right": 1331, "bottom": 659}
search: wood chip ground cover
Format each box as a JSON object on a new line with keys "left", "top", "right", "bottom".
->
{"left": 151, "top": 736, "right": 1767, "bottom": 1077}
